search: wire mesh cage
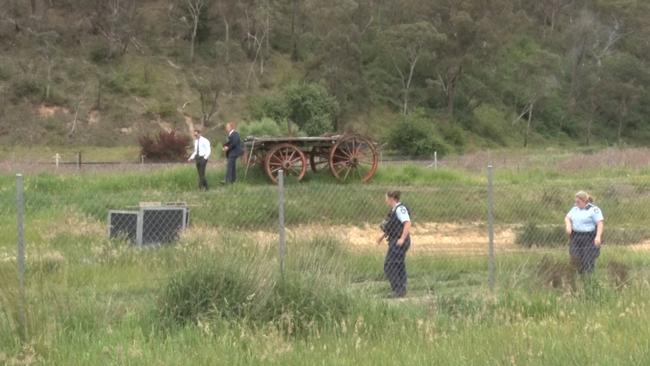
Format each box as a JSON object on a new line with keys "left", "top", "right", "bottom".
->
{"left": 108, "top": 203, "right": 189, "bottom": 246}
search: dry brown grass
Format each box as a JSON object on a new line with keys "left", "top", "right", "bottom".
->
{"left": 556, "top": 148, "right": 650, "bottom": 172}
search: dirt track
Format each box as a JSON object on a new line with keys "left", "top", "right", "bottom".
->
{"left": 282, "top": 222, "right": 520, "bottom": 255}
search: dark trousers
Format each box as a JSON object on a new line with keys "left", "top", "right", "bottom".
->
{"left": 195, "top": 157, "right": 208, "bottom": 190}
{"left": 226, "top": 155, "right": 238, "bottom": 183}
{"left": 384, "top": 237, "right": 410, "bottom": 296}
{"left": 570, "top": 231, "right": 599, "bottom": 273}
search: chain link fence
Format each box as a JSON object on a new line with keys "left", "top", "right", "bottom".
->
{"left": 2, "top": 165, "right": 650, "bottom": 341}
{"left": 2, "top": 165, "right": 650, "bottom": 284}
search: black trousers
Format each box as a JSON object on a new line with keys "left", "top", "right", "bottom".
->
{"left": 384, "top": 237, "right": 411, "bottom": 296}
{"left": 195, "top": 157, "right": 208, "bottom": 190}
{"left": 570, "top": 231, "right": 599, "bottom": 273}
{"left": 226, "top": 155, "right": 238, "bottom": 183}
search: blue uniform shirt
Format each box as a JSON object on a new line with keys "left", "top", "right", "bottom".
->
{"left": 393, "top": 202, "right": 411, "bottom": 223}
{"left": 567, "top": 204, "right": 604, "bottom": 233}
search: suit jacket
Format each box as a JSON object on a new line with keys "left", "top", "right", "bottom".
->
{"left": 224, "top": 131, "right": 243, "bottom": 158}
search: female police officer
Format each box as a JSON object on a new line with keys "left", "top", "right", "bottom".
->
{"left": 377, "top": 190, "right": 411, "bottom": 298}
{"left": 564, "top": 191, "right": 604, "bottom": 273}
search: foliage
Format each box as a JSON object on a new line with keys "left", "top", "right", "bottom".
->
{"left": 251, "top": 83, "right": 339, "bottom": 136}
{"left": 2, "top": 0, "right": 650, "bottom": 148}
{"left": 386, "top": 112, "right": 452, "bottom": 156}
{"left": 238, "top": 117, "right": 303, "bottom": 138}
{"left": 159, "top": 238, "right": 352, "bottom": 332}
{"left": 138, "top": 130, "right": 191, "bottom": 162}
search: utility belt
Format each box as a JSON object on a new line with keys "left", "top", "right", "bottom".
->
{"left": 571, "top": 230, "right": 596, "bottom": 237}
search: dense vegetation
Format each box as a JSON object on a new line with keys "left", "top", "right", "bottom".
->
{"left": 1, "top": 0, "right": 649, "bottom": 153}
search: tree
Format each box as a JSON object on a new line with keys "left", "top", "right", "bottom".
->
{"left": 497, "top": 38, "right": 560, "bottom": 147}
{"left": 89, "top": 0, "right": 141, "bottom": 60}
{"left": 565, "top": 9, "right": 623, "bottom": 115}
{"left": 188, "top": 69, "right": 225, "bottom": 130}
{"left": 169, "top": 0, "right": 209, "bottom": 63}
{"left": 380, "top": 21, "right": 444, "bottom": 115}
{"left": 596, "top": 53, "right": 648, "bottom": 146}
{"left": 303, "top": 0, "right": 366, "bottom": 123}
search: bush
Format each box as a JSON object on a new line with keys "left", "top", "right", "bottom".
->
{"left": 11, "top": 79, "right": 42, "bottom": 103}
{"left": 159, "top": 238, "right": 352, "bottom": 333}
{"left": 516, "top": 223, "right": 566, "bottom": 248}
{"left": 249, "top": 94, "right": 290, "bottom": 123}
{"left": 285, "top": 83, "right": 339, "bottom": 136}
{"left": 239, "top": 117, "right": 282, "bottom": 138}
{"left": 250, "top": 83, "right": 339, "bottom": 136}
{"left": 139, "top": 130, "right": 191, "bottom": 162}
{"left": 159, "top": 260, "right": 273, "bottom": 325}
{"left": 386, "top": 113, "right": 451, "bottom": 157}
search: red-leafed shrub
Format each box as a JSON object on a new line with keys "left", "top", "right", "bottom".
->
{"left": 139, "top": 130, "right": 191, "bottom": 162}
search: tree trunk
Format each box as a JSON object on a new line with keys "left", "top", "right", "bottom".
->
{"left": 401, "top": 56, "right": 418, "bottom": 115}
{"left": 617, "top": 98, "right": 627, "bottom": 146}
{"left": 290, "top": 0, "right": 299, "bottom": 61}
{"left": 223, "top": 15, "right": 230, "bottom": 64}
{"left": 586, "top": 90, "right": 596, "bottom": 146}
{"left": 447, "top": 65, "right": 461, "bottom": 118}
{"left": 524, "top": 102, "right": 534, "bottom": 148}
{"left": 568, "top": 41, "right": 585, "bottom": 115}
{"left": 190, "top": 19, "right": 198, "bottom": 62}
{"left": 96, "top": 76, "right": 103, "bottom": 110}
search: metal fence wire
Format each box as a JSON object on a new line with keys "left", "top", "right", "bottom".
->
{"left": 1, "top": 166, "right": 649, "bottom": 315}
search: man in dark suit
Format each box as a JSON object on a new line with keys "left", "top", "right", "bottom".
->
{"left": 222, "top": 122, "right": 243, "bottom": 184}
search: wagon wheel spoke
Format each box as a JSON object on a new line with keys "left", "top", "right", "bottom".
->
{"left": 329, "top": 135, "right": 378, "bottom": 183}
{"left": 264, "top": 143, "right": 307, "bottom": 183}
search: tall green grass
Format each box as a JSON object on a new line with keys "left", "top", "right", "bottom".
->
{"left": 1, "top": 166, "right": 650, "bottom": 364}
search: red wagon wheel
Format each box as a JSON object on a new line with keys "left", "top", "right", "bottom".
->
{"left": 309, "top": 147, "right": 330, "bottom": 172}
{"left": 329, "top": 135, "right": 379, "bottom": 183}
{"left": 264, "top": 143, "right": 308, "bottom": 184}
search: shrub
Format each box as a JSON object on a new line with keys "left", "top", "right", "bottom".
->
{"left": 516, "top": 223, "right": 565, "bottom": 248}
{"left": 250, "top": 83, "right": 339, "bottom": 136}
{"left": 159, "top": 238, "right": 352, "bottom": 333}
{"left": 139, "top": 130, "right": 191, "bottom": 162}
{"left": 249, "top": 94, "right": 290, "bottom": 123}
{"left": 386, "top": 113, "right": 451, "bottom": 157}
{"left": 11, "top": 79, "right": 42, "bottom": 103}
{"left": 159, "top": 260, "right": 272, "bottom": 325}
{"left": 239, "top": 117, "right": 282, "bottom": 138}
{"left": 285, "top": 83, "right": 339, "bottom": 136}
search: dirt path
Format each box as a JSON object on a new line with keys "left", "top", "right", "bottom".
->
{"left": 283, "top": 222, "right": 520, "bottom": 255}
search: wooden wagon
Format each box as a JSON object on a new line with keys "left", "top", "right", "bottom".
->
{"left": 243, "top": 134, "right": 379, "bottom": 184}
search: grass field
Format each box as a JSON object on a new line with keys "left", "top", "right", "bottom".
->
{"left": 1, "top": 161, "right": 649, "bottom": 365}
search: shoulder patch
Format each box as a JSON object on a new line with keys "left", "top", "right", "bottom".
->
{"left": 400, "top": 207, "right": 407, "bottom": 214}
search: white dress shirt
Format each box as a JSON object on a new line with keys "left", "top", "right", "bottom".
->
{"left": 189, "top": 136, "right": 211, "bottom": 160}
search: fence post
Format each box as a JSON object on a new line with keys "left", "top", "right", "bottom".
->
{"left": 277, "top": 170, "right": 286, "bottom": 278}
{"left": 77, "top": 151, "right": 82, "bottom": 171}
{"left": 16, "top": 174, "right": 27, "bottom": 341}
{"left": 487, "top": 165, "right": 495, "bottom": 292}
{"left": 434, "top": 151, "right": 438, "bottom": 170}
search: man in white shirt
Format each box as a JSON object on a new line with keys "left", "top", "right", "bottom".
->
{"left": 188, "top": 129, "right": 211, "bottom": 190}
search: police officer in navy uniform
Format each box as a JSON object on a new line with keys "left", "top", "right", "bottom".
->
{"left": 377, "top": 190, "right": 412, "bottom": 298}
{"left": 564, "top": 191, "right": 604, "bottom": 273}
{"left": 222, "top": 122, "right": 243, "bottom": 184}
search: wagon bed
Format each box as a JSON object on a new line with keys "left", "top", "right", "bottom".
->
{"left": 243, "top": 134, "right": 379, "bottom": 183}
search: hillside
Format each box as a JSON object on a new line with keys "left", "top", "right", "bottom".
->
{"left": 0, "top": 0, "right": 649, "bottom": 153}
